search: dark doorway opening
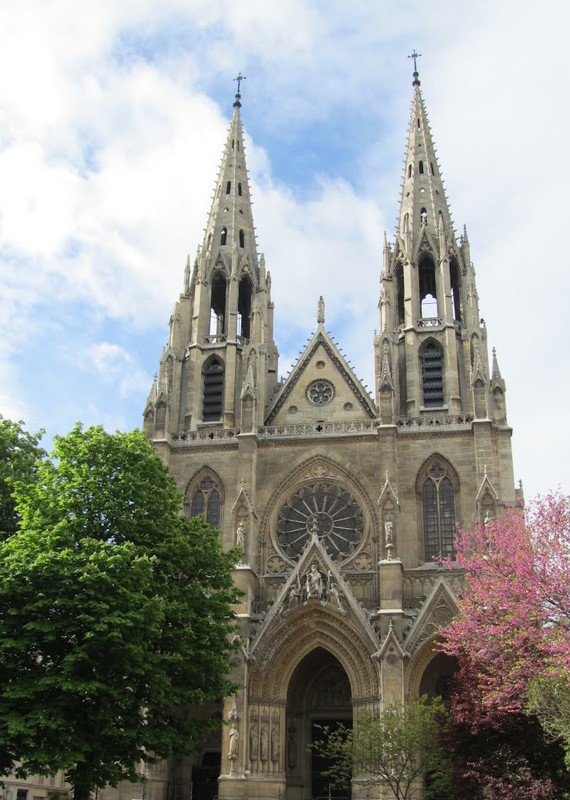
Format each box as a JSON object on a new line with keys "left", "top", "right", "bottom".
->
{"left": 191, "top": 751, "right": 220, "bottom": 800}
{"left": 311, "top": 719, "right": 352, "bottom": 800}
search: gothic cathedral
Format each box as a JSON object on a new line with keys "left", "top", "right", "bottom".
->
{"left": 143, "top": 64, "right": 518, "bottom": 800}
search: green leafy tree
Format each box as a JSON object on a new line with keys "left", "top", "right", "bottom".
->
{"left": 312, "top": 696, "right": 452, "bottom": 800}
{"left": 0, "top": 424, "right": 240, "bottom": 800}
{"left": 527, "top": 674, "right": 570, "bottom": 770}
{"left": 0, "top": 417, "right": 45, "bottom": 537}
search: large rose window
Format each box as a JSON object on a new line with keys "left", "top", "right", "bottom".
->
{"left": 276, "top": 482, "right": 364, "bottom": 561}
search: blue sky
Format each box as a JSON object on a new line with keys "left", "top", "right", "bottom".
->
{"left": 0, "top": 0, "right": 568, "bottom": 501}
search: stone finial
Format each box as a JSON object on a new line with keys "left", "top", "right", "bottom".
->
{"left": 317, "top": 296, "right": 325, "bottom": 326}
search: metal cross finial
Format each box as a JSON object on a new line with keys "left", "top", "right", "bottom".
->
{"left": 408, "top": 50, "right": 422, "bottom": 86}
{"left": 233, "top": 72, "right": 246, "bottom": 108}
{"left": 234, "top": 72, "right": 246, "bottom": 95}
{"left": 408, "top": 50, "right": 422, "bottom": 72}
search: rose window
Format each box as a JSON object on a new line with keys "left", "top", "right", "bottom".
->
{"left": 306, "top": 380, "right": 334, "bottom": 406}
{"left": 276, "top": 482, "right": 364, "bottom": 561}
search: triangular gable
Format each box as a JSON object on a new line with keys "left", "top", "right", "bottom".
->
{"left": 230, "top": 479, "right": 258, "bottom": 518}
{"left": 373, "top": 621, "right": 409, "bottom": 661}
{"left": 265, "top": 329, "right": 376, "bottom": 424}
{"left": 413, "top": 227, "right": 437, "bottom": 261}
{"left": 250, "top": 532, "right": 379, "bottom": 657}
{"left": 405, "top": 577, "right": 459, "bottom": 656}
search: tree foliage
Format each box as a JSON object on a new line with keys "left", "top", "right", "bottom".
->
{"left": 442, "top": 494, "right": 570, "bottom": 710}
{"left": 312, "top": 697, "right": 452, "bottom": 800}
{"left": 443, "top": 660, "right": 570, "bottom": 799}
{"left": 0, "top": 424, "right": 240, "bottom": 800}
{"left": 0, "top": 417, "right": 45, "bottom": 538}
{"left": 441, "top": 493, "right": 570, "bottom": 795}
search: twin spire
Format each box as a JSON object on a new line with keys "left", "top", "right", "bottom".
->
{"left": 201, "top": 73, "right": 258, "bottom": 276}
{"left": 398, "top": 54, "right": 454, "bottom": 254}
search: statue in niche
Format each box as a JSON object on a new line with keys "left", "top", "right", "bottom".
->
{"left": 287, "top": 723, "right": 297, "bottom": 770}
{"left": 271, "top": 717, "right": 280, "bottom": 763}
{"left": 236, "top": 521, "right": 246, "bottom": 549}
{"left": 260, "top": 721, "right": 269, "bottom": 762}
{"left": 384, "top": 519, "right": 395, "bottom": 559}
{"left": 228, "top": 724, "right": 239, "bottom": 760}
{"left": 249, "top": 717, "right": 258, "bottom": 761}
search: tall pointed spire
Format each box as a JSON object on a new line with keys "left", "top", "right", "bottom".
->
{"left": 398, "top": 55, "right": 454, "bottom": 254}
{"left": 201, "top": 76, "right": 258, "bottom": 276}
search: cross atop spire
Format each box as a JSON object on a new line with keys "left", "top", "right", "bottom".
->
{"left": 233, "top": 72, "right": 246, "bottom": 107}
{"left": 408, "top": 50, "right": 422, "bottom": 86}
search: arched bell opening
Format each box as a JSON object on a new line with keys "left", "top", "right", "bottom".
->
{"left": 286, "top": 647, "right": 352, "bottom": 800}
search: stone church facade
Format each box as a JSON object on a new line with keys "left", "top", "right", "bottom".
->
{"left": 140, "top": 64, "right": 518, "bottom": 800}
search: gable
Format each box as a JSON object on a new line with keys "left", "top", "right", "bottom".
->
{"left": 266, "top": 334, "right": 376, "bottom": 425}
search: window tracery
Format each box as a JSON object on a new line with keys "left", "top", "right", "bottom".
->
{"left": 421, "top": 462, "right": 457, "bottom": 561}
{"left": 276, "top": 482, "right": 364, "bottom": 561}
{"left": 187, "top": 473, "right": 222, "bottom": 529}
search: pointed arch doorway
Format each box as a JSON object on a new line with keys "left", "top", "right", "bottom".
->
{"left": 286, "top": 647, "right": 352, "bottom": 800}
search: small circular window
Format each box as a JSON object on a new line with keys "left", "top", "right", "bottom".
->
{"left": 307, "top": 379, "right": 334, "bottom": 406}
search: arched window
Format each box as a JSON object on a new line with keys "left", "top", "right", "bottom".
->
{"left": 408, "top": 164, "right": 412, "bottom": 178}
{"left": 430, "top": 162, "right": 435, "bottom": 175}
{"left": 395, "top": 261, "right": 405, "bottom": 325}
{"left": 210, "top": 272, "right": 227, "bottom": 336}
{"left": 422, "top": 461, "right": 457, "bottom": 561}
{"left": 203, "top": 357, "right": 224, "bottom": 422}
{"left": 450, "top": 258, "right": 461, "bottom": 321}
{"left": 220, "top": 227, "right": 227, "bottom": 246}
{"left": 419, "top": 254, "right": 437, "bottom": 318}
{"left": 239, "top": 229, "right": 245, "bottom": 248}
{"left": 188, "top": 474, "right": 222, "bottom": 529}
{"left": 226, "top": 181, "right": 231, "bottom": 194}
{"left": 238, "top": 182, "right": 242, "bottom": 196}
{"left": 238, "top": 274, "right": 253, "bottom": 339}
{"left": 419, "top": 160, "right": 424, "bottom": 175}
{"left": 420, "top": 341, "right": 444, "bottom": 407}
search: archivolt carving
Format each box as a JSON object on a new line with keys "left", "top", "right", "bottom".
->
{"left": 249, "top": 607, "right": 379, "bottom": 704}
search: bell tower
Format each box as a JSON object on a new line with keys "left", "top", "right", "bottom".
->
{"left": 144, "top": 76, "right": 279, "bottom": 438}
{"left": 375, "top": 53, "right": 504, "bottom": 425}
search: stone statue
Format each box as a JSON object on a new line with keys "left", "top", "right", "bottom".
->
{"left": 385, "top": 519, "right": 394, "bottom": 559}
{"left": 228, "top": 725, "right": 239, "bottom": 760}
{"left": 236, "top": 521, "right": 246, "bottom": 549}
{"left": 306, "top": 562, "right": 323, "bottom": 599}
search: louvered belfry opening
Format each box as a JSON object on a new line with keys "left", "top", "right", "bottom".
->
{"left": 203, "top": 357, "right": 224, "bottom": 421}
{"left": 421, "top": 341, "right": 444, "bottom": 407}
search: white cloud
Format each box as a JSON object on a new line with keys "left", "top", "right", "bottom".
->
{"left": 0, "top": 0, "right": 568, "bottom": 501}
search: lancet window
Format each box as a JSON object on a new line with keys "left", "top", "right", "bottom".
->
{"left": 419, "top": 254, "right": 438, "bottom": 318}
{"left": 238, "top": 274, "right": 253, "bottom": 339}
{"left": 421, "top": 461, "right": 457, "bottom": 561}
{"left": 187, "top": 473, "right": 222, "bottom": 529}
{"left": 210, "top": 272, "right": 227, "bottom": 336}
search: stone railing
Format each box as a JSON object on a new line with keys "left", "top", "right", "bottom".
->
{"left": 170, "top": 419, "right": 377, "bottom": 445}
{"left": 201, "top": 334, "right": 249, "bottom": 346}
{"left": 397, "top": 414, "right": 473, "bottom": 431}
{"left": 259, "top": 420, "right": 376, "bottom": 437}
{"left": 171, "top": 427, "right": 239, "bottom": 443}
{"left": 416, "top": 317, "right": 442, "bottom": 328}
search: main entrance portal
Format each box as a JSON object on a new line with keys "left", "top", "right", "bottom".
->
{"left": 286, "top": 648, "right": 352, "bottom": 800}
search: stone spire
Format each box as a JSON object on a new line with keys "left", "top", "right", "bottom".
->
{"left": 201, "top": 77, "right": 259, "bottom": 277}
{"left": 397, "top": 56, "right": 455, "bottom": 256}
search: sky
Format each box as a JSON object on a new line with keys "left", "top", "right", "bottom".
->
{"left": 0, "top": 0, "right": 568, "bottom": 502}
